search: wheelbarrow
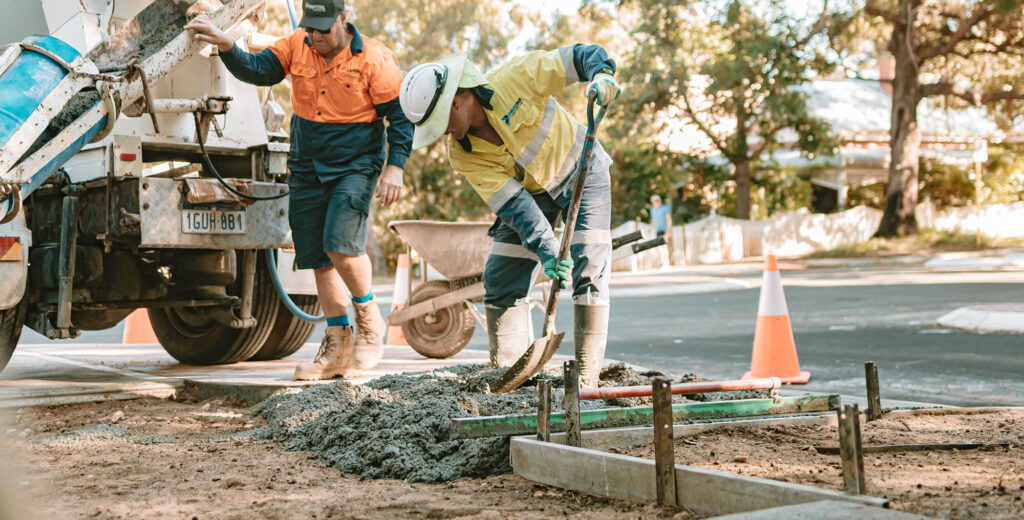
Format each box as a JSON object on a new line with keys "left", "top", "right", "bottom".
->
{"left": 385, "top": 220, "right": 667, "bottom": 359}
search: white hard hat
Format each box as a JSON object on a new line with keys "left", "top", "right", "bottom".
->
{"left": 400, "top": 54, "right": 487, "bottom": 150}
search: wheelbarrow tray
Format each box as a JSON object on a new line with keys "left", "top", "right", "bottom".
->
{"left": 388, "top": 220, "right": 494, "bottom": 280}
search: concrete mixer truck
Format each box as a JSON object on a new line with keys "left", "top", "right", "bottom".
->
{"left": 0, "top": 0, "right": 321, "bottom": 373}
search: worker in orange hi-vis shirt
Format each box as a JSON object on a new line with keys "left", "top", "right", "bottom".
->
{"left": 185, "top": 0, "right": 412, "bottom": 380}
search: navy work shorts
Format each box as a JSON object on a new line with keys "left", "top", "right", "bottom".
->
{"left": 287, "top": 171, "right": 377, "bottom": 270}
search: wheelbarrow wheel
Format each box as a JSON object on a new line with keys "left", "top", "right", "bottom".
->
{"left": 402, "top": 281, "right": 476, "bottom": 359}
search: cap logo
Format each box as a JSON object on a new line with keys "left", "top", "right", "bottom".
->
{"left": 305, "top": 2, "right": 327, "bottom": 12}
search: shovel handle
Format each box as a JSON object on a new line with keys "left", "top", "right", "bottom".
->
{"left": 540, "top": 93, "right": 607, "bottom": 336}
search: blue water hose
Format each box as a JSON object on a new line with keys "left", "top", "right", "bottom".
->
{"left": 285, "top": 0, "right": 299, "bottom": 30}
{"left": 264, "top": 248, "right": 325, "bottom": 322}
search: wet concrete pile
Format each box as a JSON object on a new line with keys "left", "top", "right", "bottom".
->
{"left": 254, "top": 363, "right": 763, "bottom": 483}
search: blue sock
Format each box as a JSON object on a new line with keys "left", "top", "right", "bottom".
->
{"left": 352, "top": 291, "right": 373, "bottom": 304}
{"left": 326, "top": 315, "right": 349, "bottom": 327}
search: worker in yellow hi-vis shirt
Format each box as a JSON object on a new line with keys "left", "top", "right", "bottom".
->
{"left": 398, "top": 46, "right": 621, "bottom": 387}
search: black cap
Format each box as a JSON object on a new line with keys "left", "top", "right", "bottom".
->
{"left": 299, "top": 0, "right": 345, "bottom": 32}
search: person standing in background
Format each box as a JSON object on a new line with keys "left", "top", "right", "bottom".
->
{"left": 649, "top": 194, "right": 674, "bottom": 266}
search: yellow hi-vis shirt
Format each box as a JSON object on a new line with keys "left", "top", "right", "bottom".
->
{"left": 447, "top": 47, "right": 592, "bottom": 214}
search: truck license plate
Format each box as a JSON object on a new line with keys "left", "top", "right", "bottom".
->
{"left": 181, "top": 205, "right": 246, "bottom": 234}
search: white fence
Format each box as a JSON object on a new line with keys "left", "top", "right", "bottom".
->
{"left": 917, "top": 200, "right": 1024, "bottom": 239}
{"left": 612, "top": 202, "right": 1024, "bottom": 270}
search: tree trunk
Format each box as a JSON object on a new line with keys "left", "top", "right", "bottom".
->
{"left": 734, "top": 159, "right": 752, "bottom": 219}
{"left": 876, "top": 14, "right": 921, "bottom": 238}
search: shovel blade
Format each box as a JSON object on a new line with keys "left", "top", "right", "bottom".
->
{"left": 490, "top": 332, "right": 565, "bottom": 394}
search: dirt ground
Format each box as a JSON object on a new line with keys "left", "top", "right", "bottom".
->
{"left": 610, "top": 410, "right": 1024, "bottom": 519}
{"left": 0, "top": 395, "right": 694, "bottom": 520}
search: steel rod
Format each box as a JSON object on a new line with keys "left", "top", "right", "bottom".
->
{"left": 864, "top": 362, "right": 882, "bottom": 422}
{"left": 652, "top": 378, "right": 677, "bottom": 506}
{"left": 837, "top": 404, "right": 864, "bottom": 495}
{"left": 813, "top": 442, "right": 1010, "bottom": 455}
{"left": 563, "top": 361, "right": 581, "bottom": 447}
{"left": 537, "top": 379, "right": 551, "bottom": 442}
{"left": 578, "top": 377, "right": 780, "bottom": 401}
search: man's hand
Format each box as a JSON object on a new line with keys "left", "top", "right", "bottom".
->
{"left": 543, "top": 257, "right": 574, "bottom": 290}
{"left": 184, "top": 16, "right": 234, "bottom": 53}
{"left": 586, "top": 72, "right": 621, "bottom": 106}
{"left": 376, "top": 165, "right": 404, "bottom": 206}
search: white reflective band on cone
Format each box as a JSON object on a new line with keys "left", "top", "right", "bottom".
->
{"left": 757, "top": 270, "right": 789, "bottom": 316}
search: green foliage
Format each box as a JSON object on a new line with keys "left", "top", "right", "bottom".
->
{"left": 606, "top": 0, "right": 845, "bottom": 218}
{"left": 604, "top": 141, "right": 690, "bottom": 226}
{"left": 750, "top": 165, "right": 814, "bottom": 218}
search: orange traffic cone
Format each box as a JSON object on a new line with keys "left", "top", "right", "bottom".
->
{"left": 385, "top": 254, "right": 410, "bottom": 346}
{"left": 122, "top": 308, "right": 159, "bottom": 344}
{"left": 741, "top": 255, "right": 810, "bottom": 384}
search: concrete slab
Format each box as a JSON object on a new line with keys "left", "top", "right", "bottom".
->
{"left": 708, "top": 500, "right": 931, "bottom": 519}
{"left": 0, "top": 342, "right": 492, "bottom": 408}
{"left": 937, "top": 304, "right": 1024, "bottom": 334}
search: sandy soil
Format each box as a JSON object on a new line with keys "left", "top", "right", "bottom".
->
{"left": 1, "top": 395, "right": 696, "bottom": 520}
{"left": 610, "top": 410, "right": 1024, "bottom": 519}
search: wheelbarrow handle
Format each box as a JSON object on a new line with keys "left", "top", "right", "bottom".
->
{"left": 540, "top": 93, "right": 607, "bottom": 336}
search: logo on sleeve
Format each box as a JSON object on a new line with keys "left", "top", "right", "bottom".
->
{"left": 501, "top": 98, "right": 523, "bottom": 127}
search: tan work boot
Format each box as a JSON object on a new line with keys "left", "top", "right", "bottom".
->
{"left": 352, "top": 298, "right": 386, "bottom": 370}
{"left": 294, "top": 325, "right": 357, "bottom": 380}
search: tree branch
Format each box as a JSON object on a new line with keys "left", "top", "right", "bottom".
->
{"left": 792, "top": 0, "right": 830, "bottom": 49}
{"left": 921, "top": 81, "right": 1024, "bottom": 105}
{"left": 679, "top": 85, "right": 730, "bottom": 157}
{"left": 750, "top": 125, "right": 783, "bottom": 160}
{"left": 864, "top": 0, "right": 901, "bottom": 26}
{"left": 917, "top": 8, "right": 995, "bottom": 61}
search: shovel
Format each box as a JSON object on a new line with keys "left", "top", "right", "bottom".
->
{"left": 490, "top": 92, "right": 608, "bottom": 394}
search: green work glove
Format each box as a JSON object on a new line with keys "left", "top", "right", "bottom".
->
{"left": 543, "top": 257, "right": 574, "bottom": 289}
{"left": 586, "top": 72, "right": 621, "bottom": 106}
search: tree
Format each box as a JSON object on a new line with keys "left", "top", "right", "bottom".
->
{"left": 611, "top": 0, "right": 846, "bottom": 219}
{"left": 863, "top": 0, "right": 1024, "bottom": 237}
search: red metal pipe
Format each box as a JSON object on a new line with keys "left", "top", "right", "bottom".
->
{"left": 578, "top": 377, "right": 781, "bottom": 401}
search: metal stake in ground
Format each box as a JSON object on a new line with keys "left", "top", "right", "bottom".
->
{"left": 537, "top": 379, "right": 552, "bottom": 442}
{"left": 837, "top": 404, "right": 865, "bottom": 494}
{"left": 864, "top": 362, "right": 882, "bottom": 422}
{"left": 652, "top": 377, "right": 677, "bottom": 506}
{"left": 562, "top": 360, "right": 581, "bottom": 447}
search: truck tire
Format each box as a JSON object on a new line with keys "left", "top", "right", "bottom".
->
{"left": 0, "top": 298, "right": 27, "bottom": 374}
{"left": 149, "top": 258, "right": 280, "bottom": 365}
{"left": 248, "top": 294, "right": 321, "bottom": 361}
{"left": 401, "top": 281, "right": 476, "bottom": 359}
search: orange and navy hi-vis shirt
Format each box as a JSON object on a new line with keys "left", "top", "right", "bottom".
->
{"left": 220, "top": 24, "right": 412, "bottom": 180}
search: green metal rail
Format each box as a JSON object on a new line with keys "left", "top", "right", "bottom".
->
{"left": 451, "top": 395, "right": 840, "bottom": 440}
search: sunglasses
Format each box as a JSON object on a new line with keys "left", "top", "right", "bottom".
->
{"left": 303, "top": 26, "right": 333, "bottom": 35}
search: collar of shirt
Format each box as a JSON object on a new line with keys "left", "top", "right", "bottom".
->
{"left": 455, "top": 85, "right": 496, "bottom": 153}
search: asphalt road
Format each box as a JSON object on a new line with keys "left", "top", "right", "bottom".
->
{"left": 18, "top": 263, "right": 1024, "bottom": 407}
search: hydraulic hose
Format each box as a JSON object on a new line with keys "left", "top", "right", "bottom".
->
{"left": 265, "top": 248, "right": 325, "bottom": 322}
{"left": 193, "top": 113, "right": 288, "bottom": 201}
{"left": 285, "top": 0, "right": 299, "bottom": 30}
